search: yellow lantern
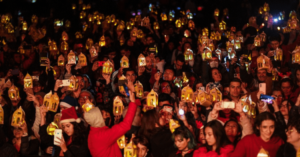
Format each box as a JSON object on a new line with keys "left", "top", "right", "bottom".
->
{"left": 79, "top": 11, "right": 86, "bottom": 19}
{"left": 153, "top": 22, "right": 159, "bottom": 30}
{"left": 201, "top": 35, "right": 209, "bottom": 46}
{"left": 82, "top": 99, "right": 94, "bottom": 112}
{"left": 124, "top": 138, "right": 137, "bottom": 157}
{"left": 113, "top": 96, "right": 124, "bottom": 116}
{"left": 272, "top": 68, "right": 278, "bottom": 81}
{"left": 99, "top": 35, "right": 106, "bottom": 47}
{"left": 184, "top": 49, "right": 194, "bottom": 61}
{"left": 209, "top": 87, "right": 222, "bottom": 102}
{"left": 198, "top": 90, "right": 212, "bottom": 107}
{"left": 72, "top": 3, "right": 76, "bottom": 10}
{"left": 117, "top": 135, "right": 126, "bottom": 149}
{"left": 48, "top": 40, "right": 57, "bottom": 51}
{"left": 174, "top": 77, "right": 183, "bottom": 88}
{"left": 254, "top": 35, "right": 261, "bottom": 47}
{"left": 60, "top": 41, "right": 69, "bottom": 51}
{"left": 188, "top": 20, "right": 195, "bottom": 29}
{"left": 75, "top": 32, "right": 83, "bottom": 39}
{"left": 68, "top": 50, "right": 76, "bottom": 64}
{"left": 263, "top": 3, "right": 270, "bottom": 12}
{"left": 208, "top": 40, "right": 215, "bottom": 51}
{"left": 138, "top": 54, "right": 146, "bottom": 66}
{"left": 90, "top": 46, "right": 98, "bottom": 58}
{"left": 46, "top": 122, "right": 58, "bottom": 136}
{"left": 6, "top": 23, "right": 14, "bottom": 33}
{"left": 182, "top": 72, "right": 189, "bottom": 84}
{"left": 8, "top": 85, "right": 19, "bottom": 101}
{"left": 257, "top": 147, "right": 269, "bottom": 157}
{"left": 147, "top": 89, "right": 158, "bottom": 108}
{"left": 210, "top": 31, "right": 216, "bottom": 40}
{"left": 11, "top": 106, "right": 25, "bottom": 127}
{"left": 215, "top": 31, "right": 221, "bottom": 41}
{"left": 202, "top": 48, "right": 212, "bottom": 61}
{"left": 120, "top": 56, "right": 130, "bottom": 68}
{"left": 219, "top": 21, "right": 226, "bottom": 31}
{"left": 82, "top": 4, "right": 86, "bottom": 10}
{"left": 214, "top": 8, "right": 219, "bottom": 16}
{"left": 175, "top": 19, "right": 182, "bottom": 28}
{"left": 24, "top": 73, "right": 33, "bottom": 89}
{"left": 228, "top": 50, "right": 236, "bottom": 59}
{"left": 292, "top": 49, "right": 300, "bottom": 64}
{"left": 257, "top": 54, "right": 270, "bottom": 70}
{"left": 161, "top": 13, "right": 167, "bottom": 21}
{"left": 215, "top": 48, "right": 222, "bottom": 60}
{"left": 274, "top": 48, "right": 283, "bottom": 61}
{"left": 169, "top": 119, "right": 180, "bottom": 133}
{"left": 234, "top": 38, "right": 241, "bottom": 50}
{"left": 22, "top": 21, "right": 28, "bottom": 31}
{"left": 202, "top": 28, "right": 209, "bottom": 36}
{"left": 131, "top": 27, "right": 138, "bottom": 37}
{"left": 57, "top": 55, "right": 65, "bottom": 67}
{"left": 264, "top": 12, "right": 269, "bottom": 22}
{"left": 102, "top": 60, "right": 114, "bottom": 75}
{"left": 0, "top": 105, "right": 3, "bottom": 124}
{"left": 53, "top": 113, "right": 61, "bottom": 125}
{"left": 260, "top": 31, "right": 266, "bottom": 42}
{"left": 226, "top": 41, "right": 234, "bottom": 52}
{"left": 43, "top": 91, "right": 52, "bottom": 109}
{"left": 134, "top": 81, "right": 143, "bottom": 98}
{"left": 49, "top": 92, "right": 59, "bottom": 112}
{"left": 137, "top": 29, "right": 144, "bottom": 39}
{"left": 181, "top": 85, "right": 194, "bottom": 102}
{"left": 290, "top": 18, "right": 298, "bottom": 29}
{"left": 78, "top": 53, "right": 87, "bottom": 67}
{"left": 259, "top": 7, "right": 264, "bottom": 15}
{"left": 68, "top": 76, "right": 78, "bottom": 91}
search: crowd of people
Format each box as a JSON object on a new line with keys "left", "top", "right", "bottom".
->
{"left": 0, "top": 0, "right": 300, "bottom": 157}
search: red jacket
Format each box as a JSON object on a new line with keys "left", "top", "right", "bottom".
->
{"left": 229, "top": 134, "right": 284, "bottom": 157}
{"left": 87, "top": 102, "right": 137, "bottom": 157}
{"left": 193, "top": 145, "right": 234, "bottom": 157}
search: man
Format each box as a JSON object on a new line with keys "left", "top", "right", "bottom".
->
{"left": 280, "top": 78, "right": 299, "bottom": 103}
{"left": 229, "top": 78, "right": 242, "bottom": 103}
{"left": 174, "top": 54, "right": 185, "bottom": 76}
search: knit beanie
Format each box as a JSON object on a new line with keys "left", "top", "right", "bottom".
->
{"left": 60, "top": 95, "right": 78, "bottom": 108}
{"left": 83, "top": 107, "right": 105, "bottom": 128}
{"left": 60, "top": 107, "right": 81, "bottom": 124}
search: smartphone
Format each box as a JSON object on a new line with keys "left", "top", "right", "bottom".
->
{"left": 259, "top": 83, "right": 266, "bottom": 95}
{"left": 60, "top": 79, "right": 70, "bottom": 87}
{"left": 54, "top": 129, "right": 62, "bottom": 146}
{"left": 32, "top": 76, "right": 39, "bottom": 81}
{"left": 199, "top": 87, "right": 205, "bottom": 91}
{"left": 179, "top": 109, "right": 184, "bottom": 115}
{"left": 11, "top": 69, "right": 20, "bottom": 75}
{"left": 98, "top": 61, "right": 105, "bottom": 67}
{"left": 220, "top": 101, "right": 235, "bottom": 109}
{"left": 260, "top": 94, "right": 275, "bottom": 104}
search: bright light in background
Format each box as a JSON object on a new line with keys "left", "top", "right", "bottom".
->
{"left": 273, "top": 18, "right": 278, "bottom": 22}
{"left": 32, "top": 0, "right": 36, "bottom": 3}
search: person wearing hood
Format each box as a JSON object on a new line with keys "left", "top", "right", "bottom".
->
{"left": 84, "top": 83, "right": 137, "bottom": 157}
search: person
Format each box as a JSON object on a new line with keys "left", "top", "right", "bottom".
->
{"left": 193, "top": 120, "right": 234, "bottom": 157}
{"left": 56, "top": 107, "right": 90, "bottom": 157}
{"left": 229, "top": 112, "right": 284, "bottom": 157}
{"left": 276, "top": 119, "right": 300, "bottom": 157}
{"left": 169, "top": 126, "right": 196, "bottom": 157}
{"left": 133, "top": 136, "right": 152, "bottom": 157}
{"left": 83, "top": 86, "right": 137, "bottom": 157}
{"left": 224, "top": 119, "right": 242, "bottom": 147}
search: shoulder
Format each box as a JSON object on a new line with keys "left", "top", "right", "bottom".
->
{"left": 194, "top": 146, "right": 207, "bottom": 154}
{"left": 220, "top": 145, "right": 234, "bottom": 154}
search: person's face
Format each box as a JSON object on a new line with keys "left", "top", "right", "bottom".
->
{"left": 280, "top": 101, "right": 291, "bottom": 117}
{"left": 33, "top": 85, "right": 42, "bottom": 93}
{"left": 137, "top": 143, "right": 148, "bottom": 157}
{"left": 125, "top": 71, "right": 136, "bottom": 83}
{"left": 161, "top": 82, "right": 171, "bottom": 94}
{"left": 159, "top": 111, "right": 172, "bottom": 124}
{"left": 199, "top": 128, "right": 206, "bottom": 144}
{"left": 120, "top": 50, "right": 126, "bottom": 56}
{"left": 281, "top": 82, "right": 292, "bottom": 96}
{"left": 53, "top": 66, "right": 61, "bottom": 79}
{"left": 229, "top": 82, "right": 241, "bottom": 98}
{"left": 195, "top": 83, "right": 203, "bottom": 90}
{"left": 168, "top": 42, "right": 175, "bottom": 50}
{"left": 105, "top": 37, "right": 111, "bottom": 46}
{"left": 188, "top": 103, "right": 197, "bottom": 115}
{"left": 101, "top": 110, "right": 111, "bottom": 126}
{"left": 296, "top": 70, "right": 300, "bottom": 81}
{"left": 174, "top": 135, "right": 190, "bottom": 151}
{"left": 35, "top": 95, "right": 43, "bottom": 105}
{"left": 76, "top": 76, "right": 85, "bottom": 89}
{"left": 257, "top": 69, "right": 267, "bottom": 82}
{"left": 13, "top": 127, "right": 22, "bottom": 138}
{"left": 146, "top": 37, "right": 154, "bottom": 45}
{"left": 183, "top": 43, "right": 191, "bottom": 51}
{"left": 175, "top": 60, "right": 184, "bottom": 70}
{"left": 163, "top": 69, "right": 174, "bottom": 81}
{"left": 205, "top": 127, "right": 216, "bottom": 147}
{"left": 83, "top": 77, "right": 90, "bottom": 88}
{"left": 189, "top": 76, "right": 196, "bottom": 87}
{"left": 108, "top": 51, "right": 116, "bottom": 60}
{"left": 258, "top": 120, "right": 275, "bottom": 141}
{"left": 286, "top": 126, "right": 300, "bottom": 145}
{"left": 179, "top": 102, "right": 188, "bottom": 113}
{"left": 146, "top": 56, "right": 152, "bottom": 70}
{"left": 270, "top": 40, "right": 280, "bottom": 50}
{"left": 60, "top": 105, "right": 68, "bottom": 112}
{"left": 272, "top": 90, "right": 283, "bottom": 105}
{"left": 225, "top": 121, "right": 239, "bottom": 138}
{"left": 78, "top": 92, "right": 91, "bottom": 106}
{"left": 212, "top": 69, "right": 222, "bottom": 82}
{"left": 14, "top": 54, "right": 22, "bottom": 64}
{"left": 61, "top": 122, "right": 74, "bottom": 137}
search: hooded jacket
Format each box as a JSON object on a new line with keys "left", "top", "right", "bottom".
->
{"left": 85, "top": 102, "right": 137, "bottom": 157}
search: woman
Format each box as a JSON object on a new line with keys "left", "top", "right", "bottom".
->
{"left": 133, "top": 136, "right": 152, "bottom": 157}
{"left": 193, "top": 120, "right": 234, "bottom": 157}
{"left": 276, "top": 119, "right": 300, "bottom": 157}
{"left": 56, "top": 107, "right": 90, "bottom": 157}
{"left": 224, "top": 119, "right": 242, "bottom": 147}
{"left": 169, "top": 126, "right": 196, "bottom": 157}
{"left": 11, "top": 121, "right": 39, "bottom": 156}
{"left": 279, "top": 100, "right": 292, "bottom": 124}
{"left": 138, "top": 109, "right": 176, "bottom": 157}
{"left": 206, "top": 68, "right": 223, "bottom": 92}
{"left": 229, "top": 112, "right": 284, "bottom": 157}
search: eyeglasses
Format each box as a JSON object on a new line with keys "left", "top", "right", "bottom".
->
{"left": 285, "top": 129, "right": 294, "bottom": 134}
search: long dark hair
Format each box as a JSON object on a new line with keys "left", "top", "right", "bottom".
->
{"left": 138, "top": 109, "right": 160, "bottom": 139}
{"left": 224, "top": 119, "right": 242, "bottom": 147}
{"left": 172, "top": 126, "right": 197, "bottom": 150}
{"left": 254, "top": 112, "right": 276, "bottom": 136}
{"left": 63, "top": 121, "right": 87, "bottom": 145}
{"left": 203, "top": 120, "right": 231, "bottom": 154}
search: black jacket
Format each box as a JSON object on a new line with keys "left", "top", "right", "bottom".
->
{"left": 149, "top": 127, "right": 176, "bottom": 157}
{"left": 276, "top": 143, "right": 296, "bottom": 157}
{"left": 19, "top": 136, "right": 40, "bottom": 157}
